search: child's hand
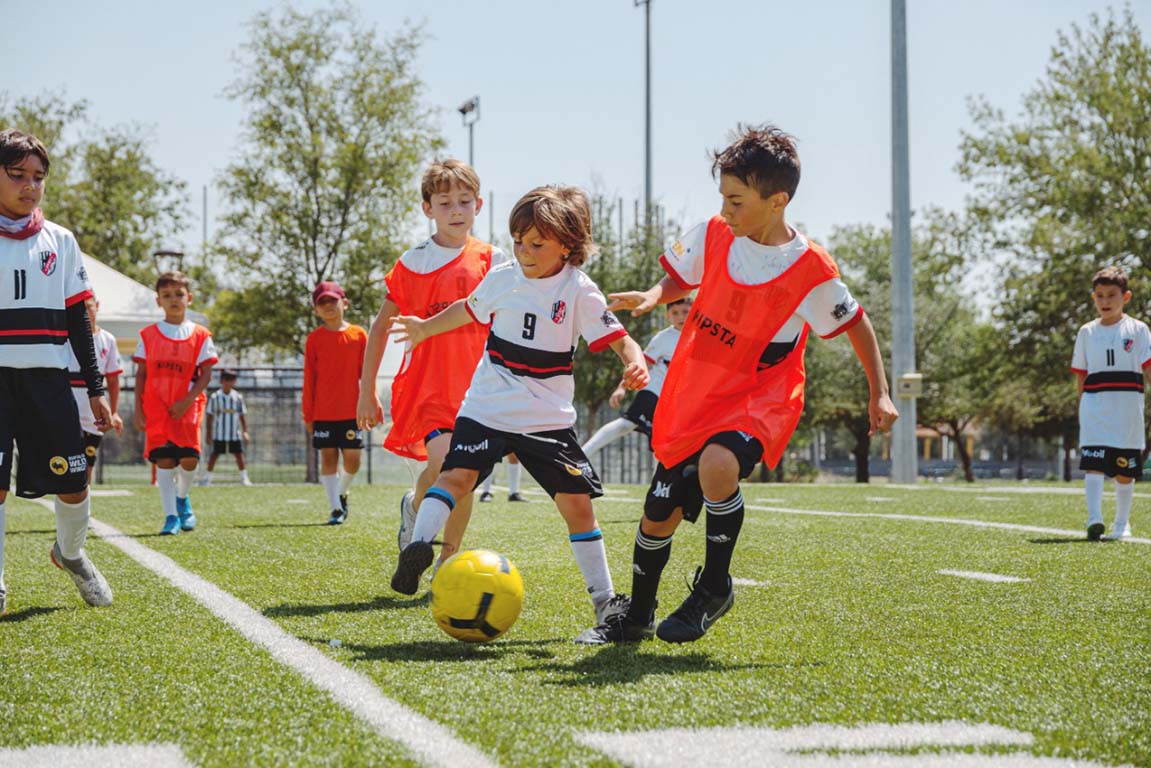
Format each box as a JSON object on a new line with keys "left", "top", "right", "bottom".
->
{"left": 90, "top": 396, "right": 113, "bottom": 433}
{"left": 242, "top": 431, "right": 250, "bottom": 443}
{"left": 869, "top": 393, "right": 899, "bottom": 435}
{"left": 609, "top": 387, "right": 627, "bottom": 409}
{"left": 356, "top": 391, "right": 384, "bottom": 431}
{"left": 608, "top": 290, "right": 658, "bottom": 317}
{"left": 111, "top": 413, "right": 124, "bottom": 435}
{"left": 169, "top": 397, "right": 192, "bottom": 419}
{"left": 620, "top": 361, "right": 649, "bottom": 391}
{"left": 134, "top": 412, "right": 146, "bottom": 432}
{"left": 388, "top": 315, "right": 429, "bottom": 348}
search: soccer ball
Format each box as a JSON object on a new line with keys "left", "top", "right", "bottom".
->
{"left": 431, "top": 549, "right": 524, "bottom": 643}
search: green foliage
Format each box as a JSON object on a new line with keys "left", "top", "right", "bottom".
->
{"left": 958, "top": 6, "right": 1151, "bottom": 446}
{"left": 212, "top": 2, "right": 442, "bottom": 354}
{"left": 0, "top": 92, "right": 189, "bottom": 286}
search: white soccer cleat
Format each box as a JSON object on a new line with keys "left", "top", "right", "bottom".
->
{"left": 397, "top": 490, "right": 417, "bottom": 551}
{"left": 1105, "top": 524, "right": 1133, "bottom": 541}
{"left": 50, "top": 542, "right": 113, "bottom": 607}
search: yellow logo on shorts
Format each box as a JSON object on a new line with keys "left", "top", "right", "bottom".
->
{"left": 564, "top": 463, "right": 583, "bottom": 476}
{"left": 345, "top": 429, "right": 357, "bottom": 441}
{"left": 85, "top": 445, "right": 97, "bottom": 458}
{"left": 1118, "top": 457, "right": 1130, "bottom": 468}
{"left": 49, "top": 456, "right": 69, "bottom": 475}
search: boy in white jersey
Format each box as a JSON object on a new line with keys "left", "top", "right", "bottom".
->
{"left": 582, "top": 297, "right": 692, "bottom": 463}
{"left": 388, "top": 185, "right": 650, "bottom": 638}
{"left": 68, "top": 295, "right": 124, "bottom": 483}
{"left": 1071, "top": 266, "right": 1151, "bottom": 541}
{"left": 0, "top": 129, "right": 114, "bottom": 616}
{"left": 203, "top": 370, "right": 252, "bottom": 486}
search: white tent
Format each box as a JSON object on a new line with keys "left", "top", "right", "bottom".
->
{"left": 82, "top": 254, "right": 208, "bottom": 354}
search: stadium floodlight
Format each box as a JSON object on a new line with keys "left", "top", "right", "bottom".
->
{"left": 458, "top": 96, "right": 480, "bottom": 166}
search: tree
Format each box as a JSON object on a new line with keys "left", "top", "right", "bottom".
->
{"left": 957, "top": 7, "right": 1151, "bottom": 476}
{"left": 213, "top": 3, "right": 442, "bottom": 354}
{"left": 1, "top": 92, "right": 189, "bottom": 285}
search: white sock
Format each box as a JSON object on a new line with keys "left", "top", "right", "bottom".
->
{"left": 54, "top": 496, "right": 90, "bottom": 560}
{"left": 157, "top": 468, "right": 178, "bottom": 519}
{"left": 482, "top": 474, "right": 494, "bottom": 494}
{"left": 239, "top": 469, "right": 249, "bottom": 483}
{"left": 1114, "top": 481, "right": 1134, "bottom": 535}
{"left": 320, "top": 473, "right": 341, "bottom": 511}
{"left": 1085, "top": 473, "right": 1104, "bottom": 526}
{"left": 204, "top": 470, "right": 214, "bottom": 486}
{"left": 581, "top": 418, "right": 637, "bottom": 456}
{"left": 508, "top": 463, "right": 522, "bottom": 494}
{"left": 0, "top": 501, "right": 7, "bottom": 594}
{"left": 569, "top": 529, "right": 614, "bottom": 607}
{"left": 176, "top": 467, "right": 195, "bottom": 498}
{"left": 411, "top": 489, "right": 454, "bottom": 544}
{"left": 338, "top": 470, "right": 355, "bottom": 496}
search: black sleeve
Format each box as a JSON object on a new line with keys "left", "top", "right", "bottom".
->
{"left": 66, "top": 301, "right": 106, "bottom": 399}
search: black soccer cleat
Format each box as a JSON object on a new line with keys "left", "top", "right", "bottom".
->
{"left": 1087, "top": 522, "right": 1105, "bottom": 541}
{"left": 390, "top": 541, "right": 434, "bottom": 595}
{"left": 507, "top": 492, "right": 529, "bottom": 503}
{"left": 575, "top": 599, "right": 656, "bottom": 645}
{"left": 656, "top": 567, "right": 733, "bottom": 644}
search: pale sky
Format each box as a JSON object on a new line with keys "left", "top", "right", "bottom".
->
{"left": 5, "top": 0, "right": 1149, "bottom": 254}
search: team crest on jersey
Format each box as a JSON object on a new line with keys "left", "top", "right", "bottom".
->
{"left": 1124, "top": 339, "right": 1134, "bottom": 353}
{"left": 601, "top": 310, "right": 621, "bottom": 328}
{"left": 39, "top": 250, "right": 57, "bottom": 276}
{"left": 550, "top": 300, "right": 567, "bottom": 324}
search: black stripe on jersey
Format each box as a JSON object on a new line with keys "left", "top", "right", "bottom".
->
{"left": 486, "top": 331, "right": 574, "bottom": 379}
{"left": 0, "top": 333, "right": 68, "bottom": 346}
{"left": 1083, "top": 370, "right": 1144, "bottom": 393}
{"left": 0, "top": 306, "right": 68, "bottom": 331}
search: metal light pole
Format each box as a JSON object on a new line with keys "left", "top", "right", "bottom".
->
{"left": 153, "top": 249, "right": 185, "bottom": 273}
{"left": 890, "top": 0, "right": 919, "bottom": 484}
{"left": 634, "top": 0, "right": 652, "bottom": 226}
{"left": 458, "top": 96, "right": 480, "bottom": 166}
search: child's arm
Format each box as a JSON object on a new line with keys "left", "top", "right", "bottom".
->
{"left": 170, "top": 363, "right": 215, "bottom": 419}
{"left": 240, "top": 412, "right": 250, "bottom": 441}
{"left": 388, "top": 300, "right": 472, "bottom": 348}
{"left": 134, "top": 365, "right": 147, "bottom": 431}
{"left": 1075, "top": 371, "right": 1087, "bottom": 404}
{"left": 107, "top": 372, "right": 124, "bottom": 434}
{"left": 845, "top": 314, "right": 899, "bottom": 435}
{"left": 302, "top": 339, "right": 315, "bottom": 432}
{"left": 356, "top": 297, "right": 401, "bottom": 430}
{"left": 609, "top": 379, "right": 629, "bottom": 409}
{"left": 205, "top": 412, "right": 215, "bottom": 441}
{"left": 608, "top": 335, "right": 650, "bottom": 392}
{"left": 607, "top": 275, "right": 693, "bottom": 317}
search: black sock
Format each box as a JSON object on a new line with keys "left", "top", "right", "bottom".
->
{"left": 700, "top": 488, "right": 743, "bottom": 594}
{"left": 628, "top": 525, "right": 672, "bottom": 623}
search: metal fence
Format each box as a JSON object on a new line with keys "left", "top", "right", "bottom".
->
{"left": 94, "top": 367, "right": 658, "bottom": 487}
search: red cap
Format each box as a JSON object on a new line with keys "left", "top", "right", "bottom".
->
{"left": 312, "top": 281, "right": 346, "bottom": 305}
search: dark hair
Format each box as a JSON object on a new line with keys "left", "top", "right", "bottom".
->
{"left": 667, "top": 297, "right": 693, "bottom": 309}
{"left": 711, "top": 123, "right": 800, "bottom": 202}
{"left": 508, "top": 185, "right": 597, "bottom": 267}
{"left": 219, "top": 369, "right": 238, "bottom": 381}
{"left": 156, "top": 270, "right": 191, "bottom": 292}
{"left": 1093, "top": 266, "right": 1129, "bottom": 293}
{"left": 0, "top": 129, "right": 51, "bottom": 174}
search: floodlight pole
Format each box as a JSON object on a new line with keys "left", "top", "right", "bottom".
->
{"left": 890, "top": 0, "right": 918, "bottom": 484}
{"left": 153, "top": 249, "right": 186, "bottom": 273}
{"left": 459, "top": 96, "right": 480, "bottom": 167}
{"left": 635, "top": 0, "right": 652, "bottom": 226}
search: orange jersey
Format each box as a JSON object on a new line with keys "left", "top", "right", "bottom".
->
{"left": 383, "top": 237, "right": 494, "bottom": 459}
{"left": 303, "top": 324, "right": 367, "bottom": 423}
{"left": 137, "top": 323, "right": 214, "bottom": 454}
{"left": 652, "top": 216, "right": 839, "bottom": 468}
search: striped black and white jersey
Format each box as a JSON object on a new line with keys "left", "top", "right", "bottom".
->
{"left": 206, "top": 389, "right": 247, "bottom": 441}
{"left": 459, "top": 262, "right": 628, "bottom": 433}
{"left": 641, "top": 326, "right": 680, "bottom": 397}
{"left": 0, "top": 219, "right": 92, "bottom": 369}
{"left": 1071, "top": 315, "right": 1151, "bottom": 449}
{"left": 68, "top": 328, "right": 122, "bottom": 435}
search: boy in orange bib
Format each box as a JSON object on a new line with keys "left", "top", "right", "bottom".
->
{"left": 579, "top": 125, "right": 899, "bottom": 645}
{"left": 357, "top": 159, "right": 506, "bottom": 563}
{"left": 133, "top": 271, "right": 218, "bottom": 536}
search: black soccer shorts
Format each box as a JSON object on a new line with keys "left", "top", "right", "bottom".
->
{"left": 1079, "top": 445, "right": 1143, "bottom": 480}
{"left": 643, "top": 430, "right": 764, "bottom": 523}
{"left": 312, "top": 419, "right": 364, "bottom": 450}
{"left": 0, "top": 368, "right": 88, "bottom": 498}
{"left": 621, "top": 390, "right": 658, "bottom": 437}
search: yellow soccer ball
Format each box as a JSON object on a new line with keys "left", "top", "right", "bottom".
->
{"left": 431, "top": 549, "right": 524, "bottom": 643}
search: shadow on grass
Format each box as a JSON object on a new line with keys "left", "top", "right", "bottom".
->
{"left": 226, "top": 522, "right": 330, "bottom": 530}
{"left": 0, "top": 606, "right": 62, "bottom": 622}
{"left": 526, "top": 646, "right": 821, "bottom": 686}
{"left": 326, "top": 637, "right": 559, "bottom": 663}
{"left": 1029, "top": 537, "right": 1100, "bottom": 545}
{"left": 264, "top": 593, "right": 432, "bottom": 617}
{"left": 4, "top": 528, "right": 58, "bottom": 536}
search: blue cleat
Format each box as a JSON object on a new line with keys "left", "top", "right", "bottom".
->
{"left": 176, "top": 497, "right": 196, "bottom": 531}
{"left": 160, "top": 514, "right": 181, "bottom": 536}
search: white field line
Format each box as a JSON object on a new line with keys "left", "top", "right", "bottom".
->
{"left": 0, "top": 743, "right": 193, "bottom": 768}
{"left": 889, "top": 484, "right": 1151, "bottom": 499}
{"left": 937, "top": 570, "right": 1030, "bottom": 584}
{"left": 89, "top": 489, "right": 135, "bottom": 497}
{"left": 732, "top": 578, "right": 770, "bottom": 587}
{"left": 34, "top": 499, "right": 498, "bottom": 768}
{"left": 744, "top": 504, "right": 1151, "bottom": 545}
